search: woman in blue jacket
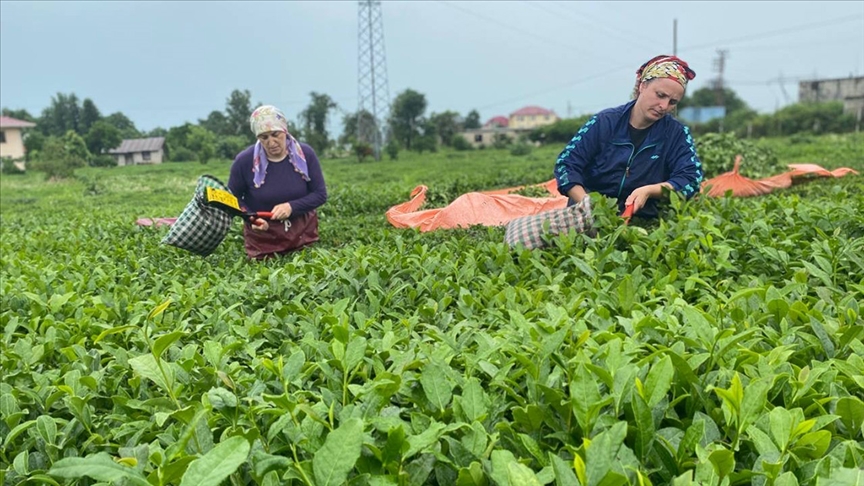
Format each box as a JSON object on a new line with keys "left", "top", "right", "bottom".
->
{"left": 554, "top": 55, "right": 703, "bottom": 218}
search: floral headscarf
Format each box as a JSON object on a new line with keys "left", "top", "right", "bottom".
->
{"left": 249, "top": 105, "right": 309, "bottom": 188}
{"left": 633, "top": 55, "right": 696, "bottom": 98}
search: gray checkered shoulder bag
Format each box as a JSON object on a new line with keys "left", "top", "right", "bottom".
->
{"left": 162, "top": 175, "right": 234, "bottom": 256}
{"left": 504, "top": 196, "right": 596, "bottom": 249}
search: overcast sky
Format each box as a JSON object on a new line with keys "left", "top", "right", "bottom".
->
{"left": 1, "top": 1, "right": 862, "bottom": 133}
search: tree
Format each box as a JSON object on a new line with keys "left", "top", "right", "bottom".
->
{"left": 31, "top": 131, "right": 89, "bottom": 179}
{"left": 80, "top": 98, "right": 102, "bottom": 133}
{"left": 103, "top": 112, "right": 140, "bottom": 139}
{"left": 428, "top": 111, "right": 460, "bottom": 146}
{"left": 146, "top": 127, "right": 168, "bottom": 138}
{"left": 63, "top": 130, "right": 91, "bottom": 163}
{"left": 186, "top": 125, "right": 217, "bottom": 164}
{"left": 463, "top": 109, "right": 481, "bottom": 129}
{"left": 299, "top": 92, "right": 338, "bottom": 154}
{"left": 389, "top": 89, "right": 427, "bottom": 150}
{"left": 23, "top": 131, "right": 46, "bottom": 160}
{"left": 679, "top": 87, "right": 750, "bottom": 114}
{"left": 85, "top": 120, "right": 123, "bottom": 155}
{"left": 340, "top": 109, "right": 377, "bottom": 147}
{"left": 225, "top": 89, "right": 254, "bottom": 139}
{"left": 199, "top": 110, "right": 231, "bottom": 136}
{"left": 166, "top": 123, "right": 195, "bottom": 161}
{"left": 1, "top": 108, "right": 36, "bottom": 122}
{"left": 40, "top": 92, "right": 82, "bottom": 136}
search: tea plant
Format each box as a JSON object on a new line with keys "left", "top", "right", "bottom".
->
{"left": 1, "top": 138, "right": 863, "bottom": 485}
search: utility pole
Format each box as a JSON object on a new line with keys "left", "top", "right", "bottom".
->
{"left": 712, "top": 49, "right": 728, "bottom": 108}
{"left": 357, "top": 0, "right": 391, "bottom": 160}
{"left": 567, "top": 101, "right": 572, "bottom": 118}
{"left": 673, "top": 19, "right": 677, "bottom": 56}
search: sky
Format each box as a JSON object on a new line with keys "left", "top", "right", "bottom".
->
{"left": 1, "top": 1, "right": 863, "bottom": 134}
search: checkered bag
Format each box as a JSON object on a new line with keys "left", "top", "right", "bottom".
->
{"left": 505, "top": 196, "right": 596, "bottom": 249}
{"left": 162, "top": 175, "right": 234, "bottom": 256}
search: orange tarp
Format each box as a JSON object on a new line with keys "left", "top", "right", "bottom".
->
{"left": 386, "top": 159, "right": 858, "bottom": 232}
{"left": 701, "top": 157, "right": 859, "bottom": 197}
{"left": 385, "top": 180, "right": 566, "bottom": 232}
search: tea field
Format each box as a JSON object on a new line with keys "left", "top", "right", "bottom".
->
{"left": 1, "top": 135, "right": 863, "bottom": 486}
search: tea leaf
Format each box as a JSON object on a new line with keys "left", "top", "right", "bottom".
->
{"left": 313, "top": 418, "right": 364, "bottom": 486}
{"left": 179, "top": 436, "right": 250, "bottom": 486}
{"left": 49, "top": 453, "right": 150, "bottom": 486}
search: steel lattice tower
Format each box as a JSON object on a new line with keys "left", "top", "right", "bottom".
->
{"left": 357, "top": 0, "right": 390, "bottom": 160}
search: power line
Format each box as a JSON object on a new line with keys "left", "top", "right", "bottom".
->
{"left": 435, "top": 0, "right": 603, "bottom": 62}
{"left": 521, "top": 0, "right": 667, "bottom": 53}
{"left": 679, "top": 14, "right": 864, "bottom": 53}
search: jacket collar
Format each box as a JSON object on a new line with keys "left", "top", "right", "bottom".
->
{"left": 611, "top": 100, "right": 667, "bottom": 149}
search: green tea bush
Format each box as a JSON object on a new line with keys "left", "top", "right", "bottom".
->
{"left": 1, "top": 138, "right": 863, "bottom": 486}
{"left": 695, "top": 132, "right": 783, "bottom": 178}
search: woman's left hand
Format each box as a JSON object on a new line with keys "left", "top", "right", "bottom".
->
{"left": 271, "top": 202, "right": 293, "bottom": 220}
{"left": 625, "top": 185, "right": 654, "bottom": 214}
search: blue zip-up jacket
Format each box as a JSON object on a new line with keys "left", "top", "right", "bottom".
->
{"left": 554, "top": 100, "right": 703, "bottom": 218}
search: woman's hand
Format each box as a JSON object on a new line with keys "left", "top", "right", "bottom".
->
{"left": 625, "top": 185, "right": 654, "bottom": 214}
{"left": 250, "top": 218, "right": 269, "bottom": 231}
{"left": 271, "top": 202, "right": 293, "bottom": 220}
{"left": 625, "top": 182, "right": 672, "bottom": 214}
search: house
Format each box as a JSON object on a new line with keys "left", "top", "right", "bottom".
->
{"left": 459, "top": 106, "right": 559, "bottom": 148}
{"left": 0, "top": 116, "right": 37, "bottom": 166}
{"left": 460, "top": 126, "right": 517, "bottom": 149}
{"left": 507, "top": 106, "right": 560, "bottom": 130}
{"left": 798, "top": 75, "right": 864, "bottom": 116}
{"left": 109, "top": 137, "right": 165, "bottom": 166}
{"left": 484, "top": 116, "right": 509, "bottom": 128}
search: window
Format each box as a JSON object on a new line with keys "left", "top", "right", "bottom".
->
{"left": 142, "top": 151, "right": 151, "bottom": 161}
{"left": 0, "top": 131, "right": 6, "bottom": 144}
{"left": 474, "top": 134, "right": 483, "bottom": 143}
{"left": 544, "top": 115, "right": 550, "bottom": 120}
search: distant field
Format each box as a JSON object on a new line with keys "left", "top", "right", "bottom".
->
{"left": 1, "top": 135, "right": 862, "bottom": 485}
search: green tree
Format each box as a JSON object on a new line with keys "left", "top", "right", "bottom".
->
{"left": 389, "top": 89, "right": 427, "bottom": 150}
{"left": 1, "top": 107, "right": 36, "bottom": 122}
{"left": 299, "top": 92, "right": 338, "bottom": 154}
{"left": 40, "top": 92, "right": 82, "bottom": 136}
{"left": 679, "top": 87, "right": 750, "bottom": 114}
{"left": 340, "top": 109, "right": 377, "bottom": 147}
{"left": 463, "top": 109, "right": 481, "bottom": 129}
{"left": 166, "top": 123, "right": 194, "bottom": 161}
{"left": 428, "top": 111, "right": 461, "bottom": 146}
{"left": 23, "top": 131, "right": 46, "bottom": 160}
{"left": 63, "top": 130, "right": 91, "bottom": 163}
{"left": 225, "top": 89, "right": 254, "bottom": 139}
{"left": 217, "top": 135, "right": 250, "bottom": 160}
{"left": 146, "top": 127, "right": 168, "bottom": 138}
{"left": 80, "top": 98, "right": 102, "bottom": 133}
{"left": 186, "top": 125, "right": 217, "bottom": 164}
{"left": 31, "top": 131, "right": 89, "bottom": 179}
{"left": 103, "top": 112, "right": 140, "bottom": 139}
{"left": 199, "top": 110, "right": 231, "bottom": 136}
{"left": 85, "top": 120, "right": 123, "bottom": 156}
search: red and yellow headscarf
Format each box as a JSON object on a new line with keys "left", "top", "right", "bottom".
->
{"left": 633, "top": 55, "right": 696, "bottom": 98}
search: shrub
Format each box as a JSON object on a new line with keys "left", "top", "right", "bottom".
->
{"left": 90, "top": 154, "right": 118, "bottom": 167}
{"left": 169, "top": 147, "right": 198, "bottom": 162}
{"left": 452, "top": 135, "right": 473, "bottom": 151}
{"left": 354, "top": 142, "right": 374, "bottom": 162}
{"left": 509, "top": 143, "right": 533, "bottom": 156}
{"left": 1, "top": 157, "right": 26, "bottom": 175}
{"left": 695, "top": 132, "right": 782, "bottom": 179}
{"left": 386, "top": 140, "right": 400, "bottom": 160}
{"left": 30, "top": 136, "right": 87, "bottom": 180}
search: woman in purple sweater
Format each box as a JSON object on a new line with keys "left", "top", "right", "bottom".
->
{"left": 228, "top": 105, "right": 327, "bottom": 259}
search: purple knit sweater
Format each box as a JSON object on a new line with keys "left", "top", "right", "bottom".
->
{"left": 228, "top": 142, "right": 327, "bottom": 217}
